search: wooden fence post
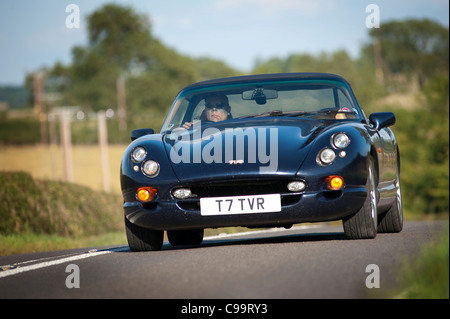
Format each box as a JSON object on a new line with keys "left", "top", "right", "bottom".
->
{"left": 60, "top": 110, "right": 73, "bottom": 182}
{"left": 98, "top": 111, "right": 110, "bottom": 193}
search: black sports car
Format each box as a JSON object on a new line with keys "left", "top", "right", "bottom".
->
{"left": 120, "top": 73, "right": 403, "bottom": 251}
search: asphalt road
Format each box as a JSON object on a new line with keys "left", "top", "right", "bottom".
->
{"left": 0, "top": 220, "right": 447, "bottom": 301}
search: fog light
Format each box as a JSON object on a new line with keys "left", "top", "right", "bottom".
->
{"left": 137, "top": 187, "right": 157, "bottom": 202}
{"left": 172, "top": 188, "right": 192, "bottom": 199}
{"left": 287, "top": 181, "right": 306, "bottom": 192}
{"left": 325, "top": 175, "right": 344, "bottom": 190}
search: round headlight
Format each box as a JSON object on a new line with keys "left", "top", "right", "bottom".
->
{"left": 142, "top": 160, "right": 160, "bottom": 177}
{"left": 332, "top": 133, "right": 350, "bottom": 149}
{"left": 131, "top": 147, "right": 147, "bottom": 162}
{"left": 318, "top": 148, "right": 336, "bottom": 165}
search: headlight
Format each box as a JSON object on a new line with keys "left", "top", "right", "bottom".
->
{"left": 317, "top": 148, "right": 336, "bottom": 165}
{"left": 332, "top": 133, "right": 350, "bottom": 149}
{"left": 131, "top": 147, "right": 147, "bottom": 162}
{"left": 142, "top": 160, "right": 160, "bottom": 177}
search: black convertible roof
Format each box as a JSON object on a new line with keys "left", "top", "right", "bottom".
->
{"left": 182, "top": 73, "right": 350, "bottom": 91}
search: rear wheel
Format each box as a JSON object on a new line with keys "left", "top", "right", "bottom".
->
{"left": 343, "top": 160, "right": 378, "bottom": 239}
{"left": 378, "top": 173, "right": 403, "bottom": 233}
{"left": 167, "top": 229, "right": 204, "bottom": 246}
{"left": 125, "top": 217, "right": 164, "bottom": 251}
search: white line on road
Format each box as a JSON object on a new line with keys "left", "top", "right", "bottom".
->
{"left": 0, "top": 247, "right": 128, "bottom": 279}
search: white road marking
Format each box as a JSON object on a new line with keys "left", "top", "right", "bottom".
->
{"left": 0, "top": 246, "right": 128, "bottom": 279}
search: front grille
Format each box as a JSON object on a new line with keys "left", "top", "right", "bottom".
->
{"left": 190, "top": 179, "right": 290, "bottom": 197}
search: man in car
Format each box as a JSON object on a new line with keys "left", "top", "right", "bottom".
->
{"left": 182, "top": 94, "right": 231, "bottom": 129}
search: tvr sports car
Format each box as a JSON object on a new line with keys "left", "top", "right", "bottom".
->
{"left": 120, "top": 73, "right": 403, "bottom": 251}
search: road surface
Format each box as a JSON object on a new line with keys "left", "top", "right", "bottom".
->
{"left": 0, "top": 221, "right": 447, "bottom": 302}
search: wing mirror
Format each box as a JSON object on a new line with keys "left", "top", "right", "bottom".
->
{"left": 369, "top": 112, "right": 396, "bottom": 130}
{"left": 131, "top": 128, "right": 155, "bottom": 141}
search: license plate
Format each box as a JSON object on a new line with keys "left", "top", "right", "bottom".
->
{"left": 200, "top": 194, "right": 281, "bottom": 216}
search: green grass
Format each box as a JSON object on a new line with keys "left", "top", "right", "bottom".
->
{"left": 0, "top": 232, "right": 128, "bottom": 256}
{"left": 0, "top": 171, "right": 125, "bottom": 255}
{"left": 392, "top": 223, "right": 449, "bottom": 299}
{"left": 0, "top": 171, "right": 124, "bottom": 236}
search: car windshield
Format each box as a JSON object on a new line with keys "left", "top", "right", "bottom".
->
{"left": 161, "top": 79, "right": 362, "bottom": 133}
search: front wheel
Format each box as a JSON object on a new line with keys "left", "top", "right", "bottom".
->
{"left": 125, "top": 217, "right": 164, "bottom": 251}
{"left": 343, "top": 160, "right": 378, "bottom": 239}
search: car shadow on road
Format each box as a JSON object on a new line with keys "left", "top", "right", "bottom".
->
{"left": 163, "top": 228, "right": 348, "bottom": 251}
{"left": 108, "top": 226, "right": 349, "bottom": 253}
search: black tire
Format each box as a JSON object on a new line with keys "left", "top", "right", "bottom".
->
{"left": 125, "top": 217, "right": 164, "bottom": 251}
{"left": 343, "top": 159, "right": 378, "bottom": 239}
{"left": 167, "top": 229, "right": 204, "bottom": 246}
{"left": 378, "top": 173, "right": 403, "bottom": 233}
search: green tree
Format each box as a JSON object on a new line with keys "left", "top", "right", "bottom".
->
{"left": 367, "top": 19, "right": 449, "bottom": 88}
{"left": 43, "top": 4, "right": 239, "bottom": 119}
{"left": 68, "top": 4, "right": 155, "bottom": 111}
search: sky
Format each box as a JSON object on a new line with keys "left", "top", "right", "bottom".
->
{"left": 0, "top": 0, "right": 448, "bottom": 86}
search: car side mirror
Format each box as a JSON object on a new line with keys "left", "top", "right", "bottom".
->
{"left": 131, "top": 128, "right": 155, "bottom": 141}
{"left": 369, "top": 112, "right": 396, "bottom": 130}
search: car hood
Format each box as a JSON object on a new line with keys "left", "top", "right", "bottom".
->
{"left": 162, "top": 118, "right": 324, "bottom": 182}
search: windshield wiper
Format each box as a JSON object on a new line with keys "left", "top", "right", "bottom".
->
{"left": 237, "top": 110, "right": 285, "bottom": 119}
{"left": 289, "top": 108, "right": 357, "bottom": 117}
{"left": 238, "top": 110, "right": 319, "bottom": 118}
{"left": 237, "top": 108, "right": 356, "bottom": 119}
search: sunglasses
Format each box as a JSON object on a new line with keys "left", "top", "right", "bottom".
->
{"left": 206, "top": 107, "right": 228, "bottom": 114}
{"left": 205, "top": 102, "right": 229, "bottom": 109}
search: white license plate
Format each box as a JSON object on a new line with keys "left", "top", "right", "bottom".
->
{"left": 200, "top": 194, "right": 281, "bottom": 216}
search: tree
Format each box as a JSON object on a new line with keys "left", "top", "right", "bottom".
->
{"left": 367, "top": 19, "right": 449, "bottom": 88}
{"left": 87, "top": 4, "right": 153, "bottom": 74}
{"left": 66, "top": 4, "right": 155, "bottom": 116}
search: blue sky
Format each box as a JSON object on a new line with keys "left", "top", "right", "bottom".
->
{"left": 0, "top": 0, "right": 448, "bottom": 85}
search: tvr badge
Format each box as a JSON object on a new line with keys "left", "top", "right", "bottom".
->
{"left": 228, "top": 159, "right": 244, "bottom": 165}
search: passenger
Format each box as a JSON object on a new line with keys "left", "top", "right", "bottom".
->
{"left": 336, "top": 107, "right": 352, "bottom": 119}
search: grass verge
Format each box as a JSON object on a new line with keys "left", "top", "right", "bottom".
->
{"left": 392, "top": 223, "right": 449, "bottom": 299}
{"left": 0, "top": 232, "right": 127, "bottom": 256}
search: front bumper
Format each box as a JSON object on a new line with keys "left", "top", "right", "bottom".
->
{"left": 124, "top": 187, "right": 367, "bottom": 231}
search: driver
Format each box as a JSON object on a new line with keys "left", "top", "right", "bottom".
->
{"left": 182, "top": 94, "right": 231, "bottom": 129}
